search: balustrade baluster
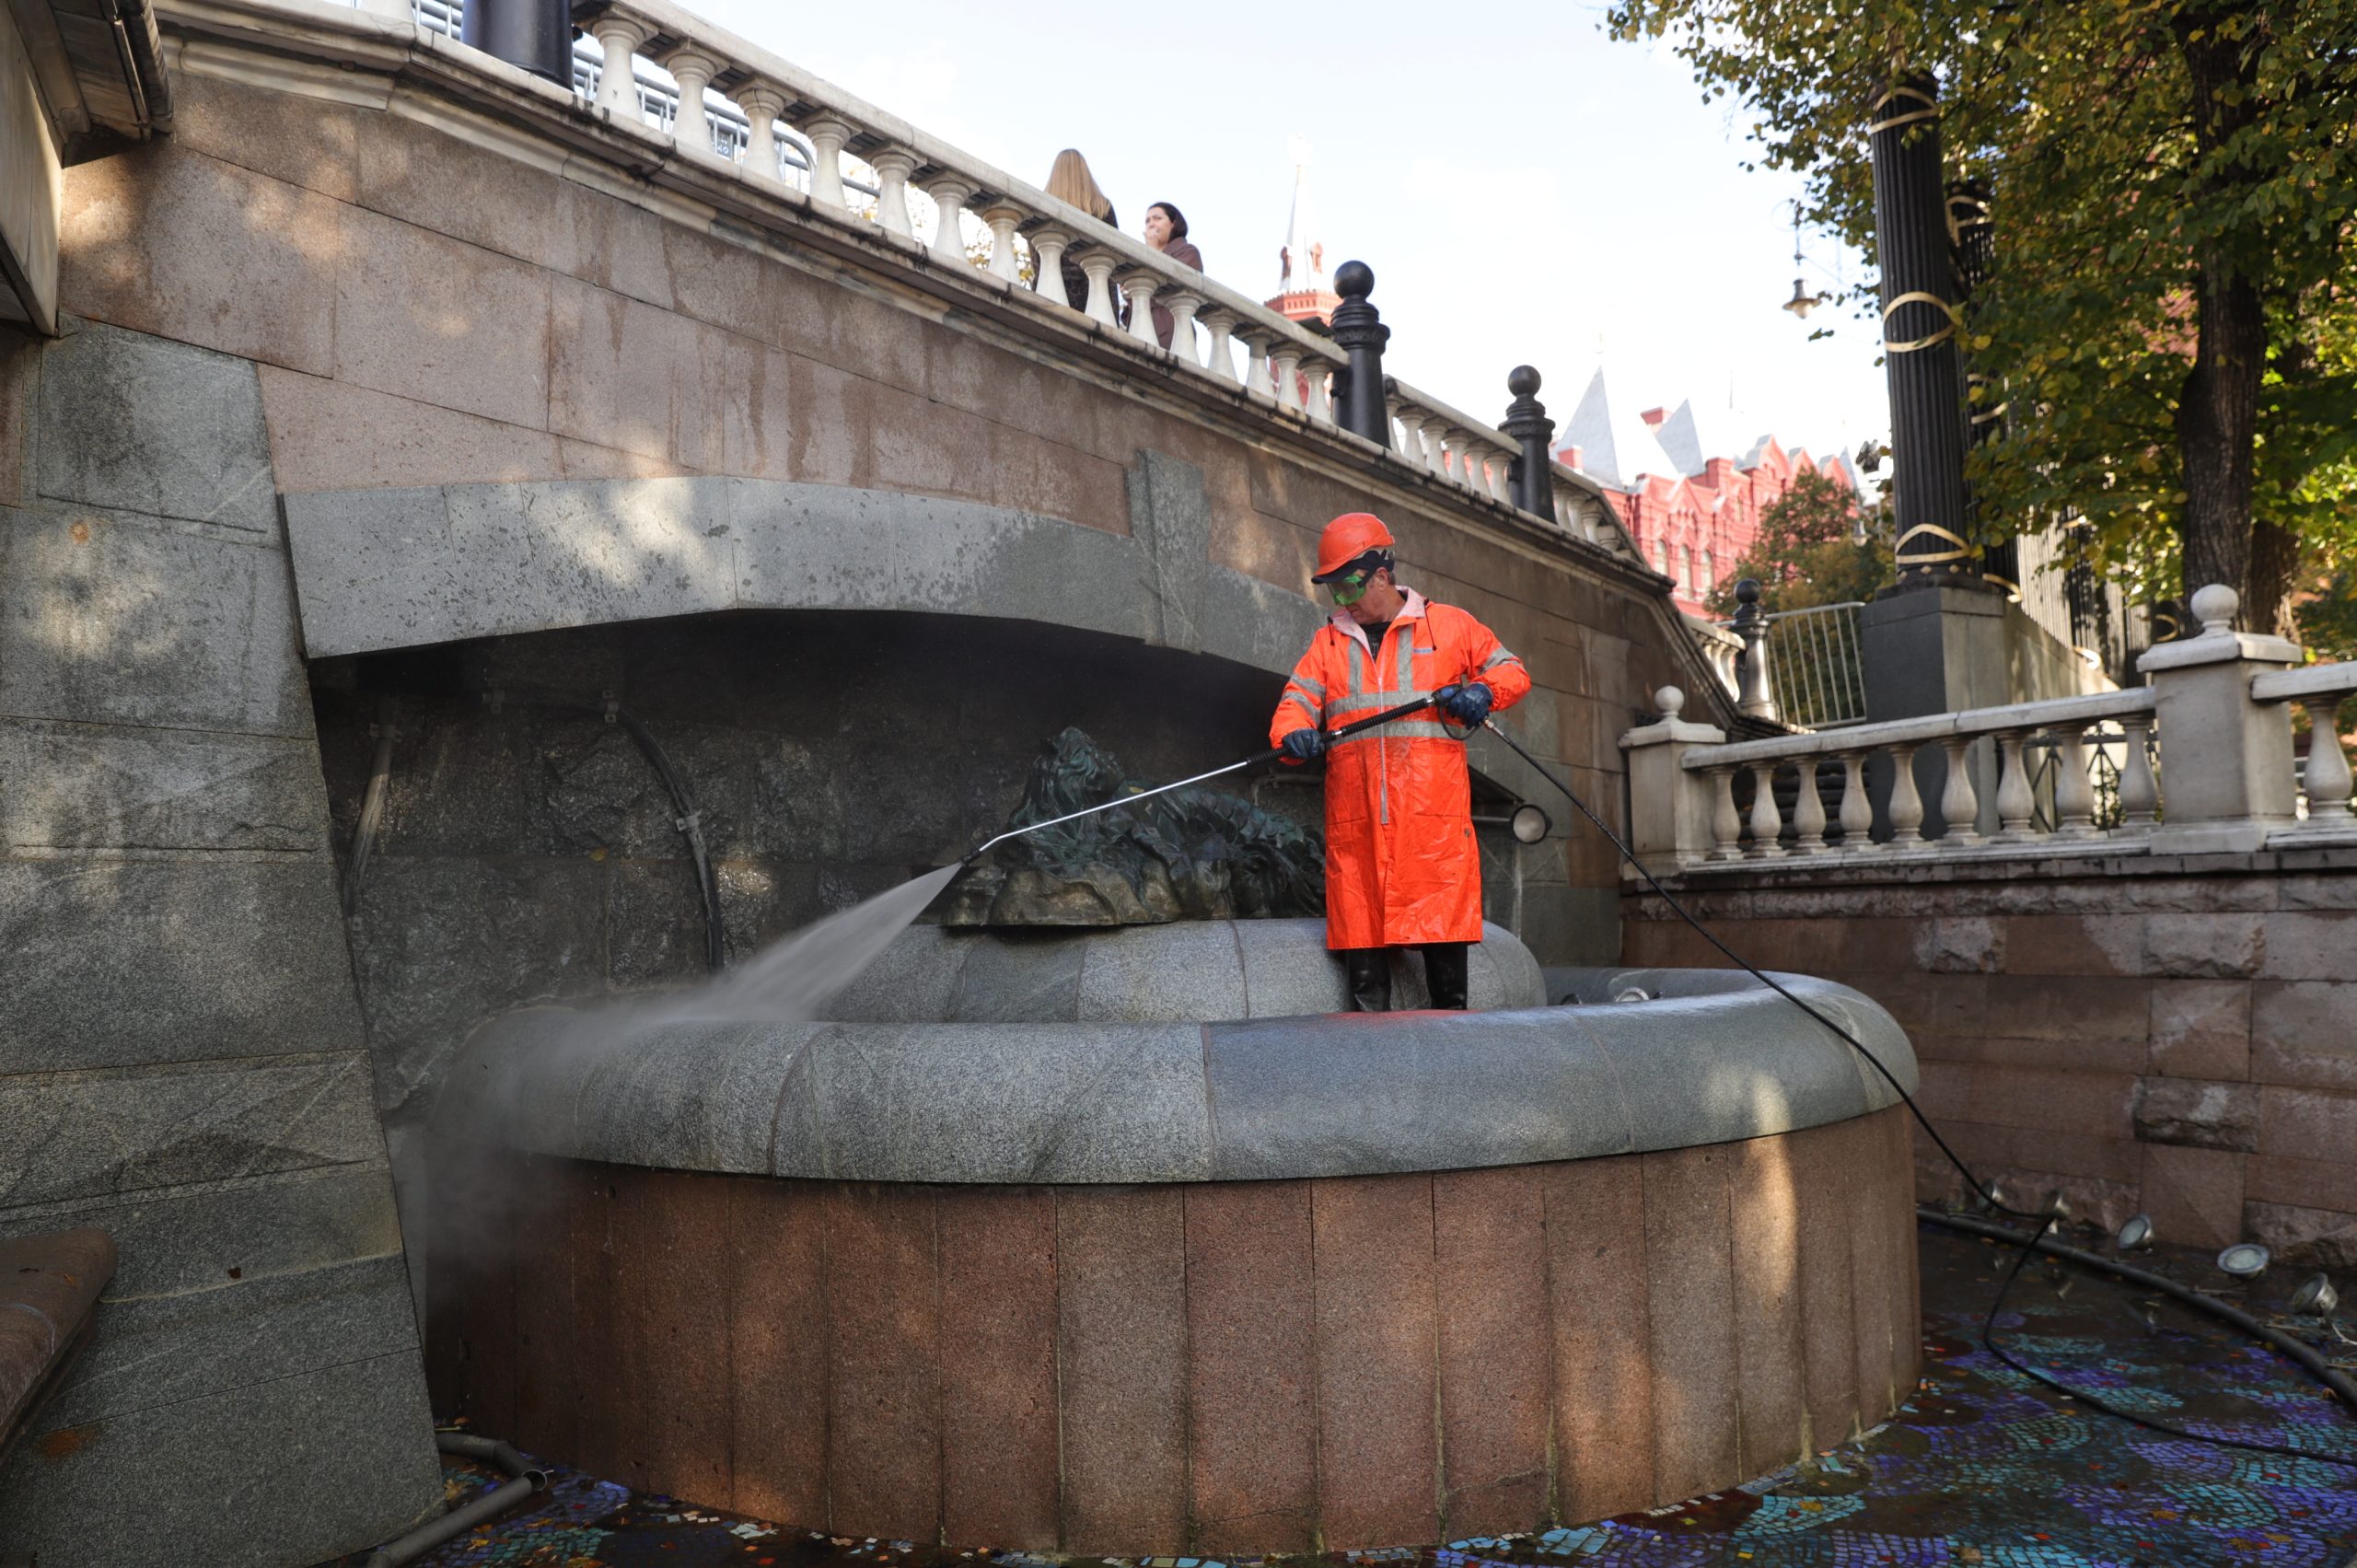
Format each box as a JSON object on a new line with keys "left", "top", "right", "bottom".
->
{"left": 1991, "top": 728, "right": 2037, "bottom": 842}
{"left": 1163, "top": 292, "right": 1203, "bottom": 366}
{"left": 1241, "top": 330, "right": 1272, "bottom": 396}
{"left": 868, "top": 150, "right": 917, "bottom": 238}
{"left": 1200, "top": 309, "right": 1240, "bottom": 381}
{"left": 1486, "top": 450, "right": 1512, "bottom": 504}
{"left": 2298, "top": 697, "right": 2353, "bottom": 821}
{"left": 923, "top": 175, "right": 976, "bottom": 264}
{"left": 1123, "top": 273, "right": 1162, "bottom": 346}
{"left": 2052, "top": 727, "right": 2097, "bottom": 836}
{"left": 1837, "top": 751, "right": 1874, "bottom": 849}
{"left": 661, "top": 48, "right": 721, "bottom": 152}
{"left": 802, "top": 116, "right": 852, "bottom": 208}
{"left": 737, "top": 87, "right": 786, "bottom": 181}
{"left": 1306, "top": 364, "right": 1334, "bottom": 422}
{"left": 1794, "top": 755, "right": 1829, "bottom": 854}
{"left": 1076, "top": 250, "right": 1120, "bottom": 327}
{"left": 1396, "top": 409, "right": 1427, "bottom": 467}
{"left": 590, "top": 17, "right": 648, "bottom": 118}
{"left": 1707, "top": 766, "right": 1743, "bottom": 861}
{"left": 1747, "top": 762, "right": 1786, "bottom": 858}
{"left": 981, "top": 205, "right": 1023, "bottom": 283}
{"left": 1271, "top": 343, "right": 1303, "bottom": 412}
{"left": 1416, "top": 417, "right": 1445, "bottom": 473}
{"left": 1445, "top": 429, "right": 1480, "bottom": 489}
{"left": 1937, "top": 738, "right": 1981, "bottom": 845}
{"left": 1887, "top": 745, "right": 1926, "bottom": 845}
{"left": 2119, "top": 716, "right": 2161, "bottom": 827}
{"left": 1028, "top": 225, "right": 1073, "bottom": 307}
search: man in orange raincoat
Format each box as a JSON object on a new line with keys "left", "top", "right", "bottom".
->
{"left": 1270, "top": 512, "right": 1531, "bottom": 1011}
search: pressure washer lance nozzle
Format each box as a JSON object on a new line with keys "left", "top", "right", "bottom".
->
{"left": 959, "top": 695, "right": 1438, "bottom": 866}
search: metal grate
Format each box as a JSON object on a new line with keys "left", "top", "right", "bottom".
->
{"left": 1760, "top": 601, "right": 1868, "bottom": 729}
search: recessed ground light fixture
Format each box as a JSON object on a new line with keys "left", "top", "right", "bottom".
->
{"left": 1611, "top": 984, "right": 1655, "bottom": 1005}
{"left": 2217, "top": 1243, "right": 2271, "bottom": 1278}
{"left": 2291, "top": 1272, "right": 2340, "bottom": 1318}
{"left": 2043, "top": 1191, "right": 2072, "bottom": 1225}
{"left": 2116, "top": 1214, "right": 2154, "bottom": 1251}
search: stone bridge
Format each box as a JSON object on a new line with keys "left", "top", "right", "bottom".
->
{"left": 0, "top": 0, "right": 1728, "bottom": 1561}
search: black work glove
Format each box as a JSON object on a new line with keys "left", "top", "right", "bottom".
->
{"left": 1436, "top": 682, "right": 1493, "bottom": 726}
{"left": 1280, "top": 727, "right": 1326, "bottom": 762}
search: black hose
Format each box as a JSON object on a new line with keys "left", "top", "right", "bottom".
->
{"left": 1478, "top": 714, "right": 2357, "bottom": 1468}
{"left": 365, "top": 1429, "right": 550, "bottom": 1568}
{"left": 1922, "top": 1207, "right": 2357, "bottom": 1451}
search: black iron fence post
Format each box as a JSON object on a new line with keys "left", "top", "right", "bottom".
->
{"left": 1329, "top": 261, "right": 1390, "bottom": 448}
{"left": 470, "top": 0, "right": 575, "bottom": 82}
{"left": 1501, "top": 366, "right": 1555, "bottom": 518}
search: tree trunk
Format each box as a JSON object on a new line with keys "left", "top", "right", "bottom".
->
{"left": 2175, "top": 260, "right": 2262, "bottom": 613}
{"left": 2248, "top": 510, "right": 2304, "bottom": 643}
{"left": 2172, "top": 11, "right": 2267, "bottom": 623}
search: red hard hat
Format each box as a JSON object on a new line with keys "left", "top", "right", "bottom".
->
{"left": 1312, "top": 512, "right": 1396, "bottom": 581}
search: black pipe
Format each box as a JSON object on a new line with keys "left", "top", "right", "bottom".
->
{"left": 365, "top": 1429, "right": 551, "bottom": 1568}
{"left": 1919, "top": 1207, "right": 2357, "bottom": 1416}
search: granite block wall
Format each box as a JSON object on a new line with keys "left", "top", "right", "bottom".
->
{"left": 0, "top": 319, "right": 439, "bottom": 1563}
{"left": 1622, "top": 852, "right": 2357, "bottom": 1260}
{"left": 434, "top": 1109, "right": 1920, "bottom": 1551}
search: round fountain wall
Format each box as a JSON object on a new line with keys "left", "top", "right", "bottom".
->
{"left": 430, "top": 925, "right": 1922, "bottom": 1552}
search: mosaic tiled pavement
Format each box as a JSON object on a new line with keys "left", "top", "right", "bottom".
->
{"left": 328, "top": 1223, "right": 2357, "bottom": 1568}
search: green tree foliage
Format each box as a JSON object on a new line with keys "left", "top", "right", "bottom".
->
{"left": 1610, "top": 0, "right": 2357, "bottom": 640}
{"left": 1705, "top": 469, "right": 1896, "bottom": 617}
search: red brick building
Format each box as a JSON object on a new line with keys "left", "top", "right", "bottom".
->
{"left": 1555, "top": 369, "right": 1861, "bottom": 617}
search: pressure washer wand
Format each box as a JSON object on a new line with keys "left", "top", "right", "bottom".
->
{"left": 962, "top": 695, "right": 1436, "bottom": 864}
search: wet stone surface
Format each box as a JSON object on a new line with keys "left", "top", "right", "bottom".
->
{"left": 322, "top": 1223, "right": 2357, "bottom": 1567}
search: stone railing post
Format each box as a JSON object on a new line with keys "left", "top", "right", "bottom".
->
{"left": 868, "top": 149, "right": 917, "bottom": 238}
{"left": 590, "top": 15, "right": 650, "bottom": 118}
{"left": 1621, "top": 687, "right": 1728, "bottom": 868}
{"left": 922, "top": 173, "right": 977, "bottom": 264}
{"left": 981, "top": 205, "right": 1023, "bottom": 283}
{"left": 1329, "top": 261, "right": 1391, "bottom": 445}
{"left": 1027, "top": 224, "right": 1073, "bottom": 307}
{"left": 802, "top": 116, "right": 853, "bottom": 208}
{"left": 736, "top": 86, "right": 788, "bottom": 182}
{"left": 1732, "top": 579, "right": 1780, "bottom": 723}
{"left": 2137, "top": 583, "right": 2302, "bottom": 852}
{"left": 661, "top": 47, "right": 723, "bottom": 155}
{"left": 1501, "top": 366, "right": 1555, "bottom": 518}
{"left": 1199, "top": 308, "right": 1240, "bottom": 381}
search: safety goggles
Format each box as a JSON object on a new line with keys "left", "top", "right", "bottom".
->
{"left": 1329, "top": 570, "right": 1374, "bottom": 607}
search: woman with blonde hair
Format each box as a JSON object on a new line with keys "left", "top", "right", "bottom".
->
{"left": 1041, "top": 149, "right": 1116, "bottom": 313}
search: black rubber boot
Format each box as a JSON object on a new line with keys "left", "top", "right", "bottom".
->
{"left": 1343, "top": 947, "right": 1392, "bottom": 1013}
{"left": 1422, "top": 942, "right": 1470, "bottom": 1010}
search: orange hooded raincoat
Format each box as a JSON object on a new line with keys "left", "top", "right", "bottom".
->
{"left": 1269, "top": 589, "right": 1531, "bottom": 948}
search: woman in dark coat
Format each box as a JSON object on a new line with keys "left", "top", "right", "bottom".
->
{"left": 1144, "top": 201, "right": 1202, "bottom": 352}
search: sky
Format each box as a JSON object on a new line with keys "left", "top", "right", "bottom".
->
{"left": 686, "top": 0, "right": 1892, "bottom": 470}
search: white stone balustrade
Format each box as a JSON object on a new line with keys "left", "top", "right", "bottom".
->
{"left": 2252, "top": 657, "right": 2357, "bottom": 837}
{"left": 473, "top": 0, "right": 1631, "bottom": 561}
{"left": 1623, "top": 584, "right": 2353, "bottom": 871}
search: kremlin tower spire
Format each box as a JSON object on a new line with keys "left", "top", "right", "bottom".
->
{"left": 1267, "top": 134, "right": 1341, "bottom": 325}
